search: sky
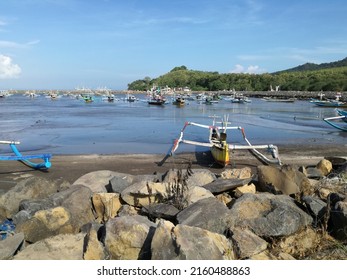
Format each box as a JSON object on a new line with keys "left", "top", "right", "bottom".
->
{"left": 0, "top": 0, "right": 346, "bottom": 90}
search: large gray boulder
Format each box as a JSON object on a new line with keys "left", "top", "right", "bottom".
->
{"left": 229, "top": 193, "right": 313, "bottom": 237}
{"left": 104, "top": 215, "right": 156, "bottom": 260}
{"left": 120, "top": 181, "right": 169, "bottom": 207}
{"left": 162, "top": 168, "right": 217, "bottom": 188}
{"left": 13, "top": 233, "right": 85, "bottom": 260}
{"left": 15, "top": 206, "right": 75, "bottom": 243}
{"left": 73, "top": 170, "right": 121, "bottom": 193}
{"left": 109, "top": 172, "right": 136, "bottom": 193}
{"left": 60, "top": 185, "right": 95, "bottom": 229}
{"left": 176, "top": 197, "right": 233, "bottom": 234}
{"left": 257, "top": 165, "right": 311, "bottom": 195}
{"left": 15, "top": 185, "right": 95, "bottom": 243}
{"left": 202, "top": 177, "right": 253, "bottom": 194}
{"left": 151, "top": 219, "right": 235, "bottom": 260}
{"left": 0, "top": 177, "right": 66, "bottom": 219}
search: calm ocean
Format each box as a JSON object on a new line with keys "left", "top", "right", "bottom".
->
{"left": 0, "top": 93, "right": 345, "bottom": 155}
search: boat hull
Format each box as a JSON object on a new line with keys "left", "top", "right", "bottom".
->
{"left": 311, "top": 101, "right": 347, "bottom": 107}
{"left": 337, "top": 109, "right": 347, "bottom": 122}
{"left": 148, "top": 97, "right": 166, "bottom": 105}
{"left": 323, "top": 119, "right": 347, "bottom": 131}
{"left": 210, "top": 144, "right": 230, "bottom": 166}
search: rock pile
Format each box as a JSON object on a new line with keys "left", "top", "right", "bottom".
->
{"left": 0, "top": 158, "right": 346, "bottom": 260}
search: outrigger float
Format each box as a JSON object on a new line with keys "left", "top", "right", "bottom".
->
{"left": 0, "top": 141, "right": 52, "bottom": 169}
{"left": 323, "top": 109, "right": 347, "bottom": 132}
{"left": 168, "top": 115, "right": 282, "bottom": 166}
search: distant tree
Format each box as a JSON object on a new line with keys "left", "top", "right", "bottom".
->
{"left": 127, "top": 63, "right": 347, "bottom": 92}
{"left": 170, "top": 66, "right": 188, "bottom": 72}
{"left": 128, "top": 77, "right": 152, "bottom": 91}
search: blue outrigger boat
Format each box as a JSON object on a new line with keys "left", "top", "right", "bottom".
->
{"left": 0, "top": 140, "right": 52, "bottom": 169}
{"left": 323, "top": 109, "right": 347, "bottom": 132}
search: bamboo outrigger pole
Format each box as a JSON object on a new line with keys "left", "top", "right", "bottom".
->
{"left": 0, "top": 141, "right": 52, "bottom": 169}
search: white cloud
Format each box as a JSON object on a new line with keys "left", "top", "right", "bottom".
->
{"left": 230, "top": 64, "right": 245, "bottom": 73}
{"left": 230, "top": 64, "right": 264, "bottom": 74}
{"left": 0, "top": 54, "right": 21, "bottom": 79}
{"left": 0, "top": 40, "right": 22, "bottom": 48}
{"left": 0, "top": 40, "right": 40, "bottom": 49}
{"left": 0, "top": 17, "right": 11, "bottom": 32}
{"left": 247, "top": 65, "right": 260, "bottom": 73}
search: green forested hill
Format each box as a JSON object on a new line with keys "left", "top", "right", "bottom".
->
{"left": 128, "top": 58, "right": 347, "bottom": 92}
{"left": 273, "top": 57, "right": 347, "bottom": 73}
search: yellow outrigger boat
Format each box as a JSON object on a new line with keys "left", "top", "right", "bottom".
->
{"left": 169, "top": 115, "right": 281, "bottom": 166}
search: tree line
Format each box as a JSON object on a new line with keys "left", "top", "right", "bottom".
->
{"left": 127, "top": 65, "right": 347, "bottom": 92}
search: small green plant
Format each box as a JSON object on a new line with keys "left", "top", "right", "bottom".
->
{"left": 165, "top": 163, "right": 192, "bottom": 210}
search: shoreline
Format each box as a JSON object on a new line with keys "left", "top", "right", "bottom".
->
{"left": 1, "top": 144, "right": 346, "bottom": 193}
{"left": 3, "top": 90, "right": 347, "bottom": 102}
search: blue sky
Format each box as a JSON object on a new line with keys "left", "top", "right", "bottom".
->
{"left": 1, "top": 0, "right": 346, "bottom": 90}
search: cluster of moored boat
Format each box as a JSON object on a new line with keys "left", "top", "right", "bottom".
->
{"left": 2, "top": 89, "right": 347, "bottom": 132}
{"left": 1, "top": 89, "right": 346, "bottom": 171}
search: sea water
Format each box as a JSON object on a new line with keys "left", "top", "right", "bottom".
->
{"left": 0, "top": 94, "right": 345, "bottom": 155}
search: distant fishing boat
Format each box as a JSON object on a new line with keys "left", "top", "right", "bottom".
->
{"left": 148, "top": 96, "right": 166, "bottom": 105}
{"left": 25, "top": 91, "right": 39, "bottom": 98}
{"left": 0, "top": 140, "right": 52, "bottom": 169}
{"left": 310, "top": 92, "right": 346, "bottom": 107}
{"left": 231, "top": 94, "right": 251, "bottom": 103}
{"left": 50, "top": 92, "right": 58, "bottom": 100}
{"left": 311, "top": 100, "right": 346, "bottom": 107}
{"left": 107, "top": 95, "right": 114, "bottom": 102}
{"left": 0, "top": 90, "right": 11, "bottom": 98}
{"left": 147, "top": 86, "right": 166, "bottom": 105}
{"left": 81, "top": 94, "right": 94, "bottom": 103}
{"left": 262, "top": 97, "right": 296, "bottom": 102}
{"left": 172, "top": 95, "right": 185, "bottom": 106}
{"left": 201, "top": 96, "right": 218, "bottom": 105}
{"left": 126, "top": 94, "right": 137, "bottom": 102}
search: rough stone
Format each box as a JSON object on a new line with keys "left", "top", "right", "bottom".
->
{"left": 104, "top": 215, "right": 156, "bottom": 260}
{"left": 16, "top": 206, "right": 74, "bottom": 243}
{"left": 0, "top": 177, "right": 62, "bottom": 219}
{"left": 176, "top": 197, "right": 233, "bottom": 234}
{"left": 316, "top": 159, "right": 333, "bottom": 176}
{"left": 13, "top": 233, "right": 85, "bottom": 260}
{"left": 230, "top": 227, "right": 268, "bottom": 259}
{"left": 73, "top": 170, "right": 121, "bottom": 193}
{"left": 151, "top": 220, "right": 234, "bottom": 260}
{"left": 92, "top": 193, "right": 122, "bottom": 223}
{"left": 229, "top": 193, "right": 313, "bottom": 237}
{"left": 0, "top": 233, "right": 25, "bottom": 260}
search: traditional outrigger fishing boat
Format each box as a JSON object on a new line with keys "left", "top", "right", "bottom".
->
{"left": 310, "top": 92, "right": 347, "bottom": 107}
{"left": 147, "top": 86, "right": 167, "bottom": 105}
{"left": 0, "top": 141, "right": 52, "bottom": 169}
{"left": 172, "top": 95, "right": 185, "bottom": 106}
{"left": 323, "top": 109, "right": 347, "bottom": 132}
{"left": 167, "top": 115, "right": 282, "bottom": 166}
{"left": 81, "top": 94, "right": 94, "bottom": 103}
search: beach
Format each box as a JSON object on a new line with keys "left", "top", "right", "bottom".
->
{"left": 1, "top": 94, "right": 346, "bottom": 195}
{"left": 1, "top": 143, "right": 346, "bottom": 193}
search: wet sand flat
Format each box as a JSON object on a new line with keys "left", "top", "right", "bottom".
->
{"left": 1, "top": 144, "right": 346, "bottom": 193}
